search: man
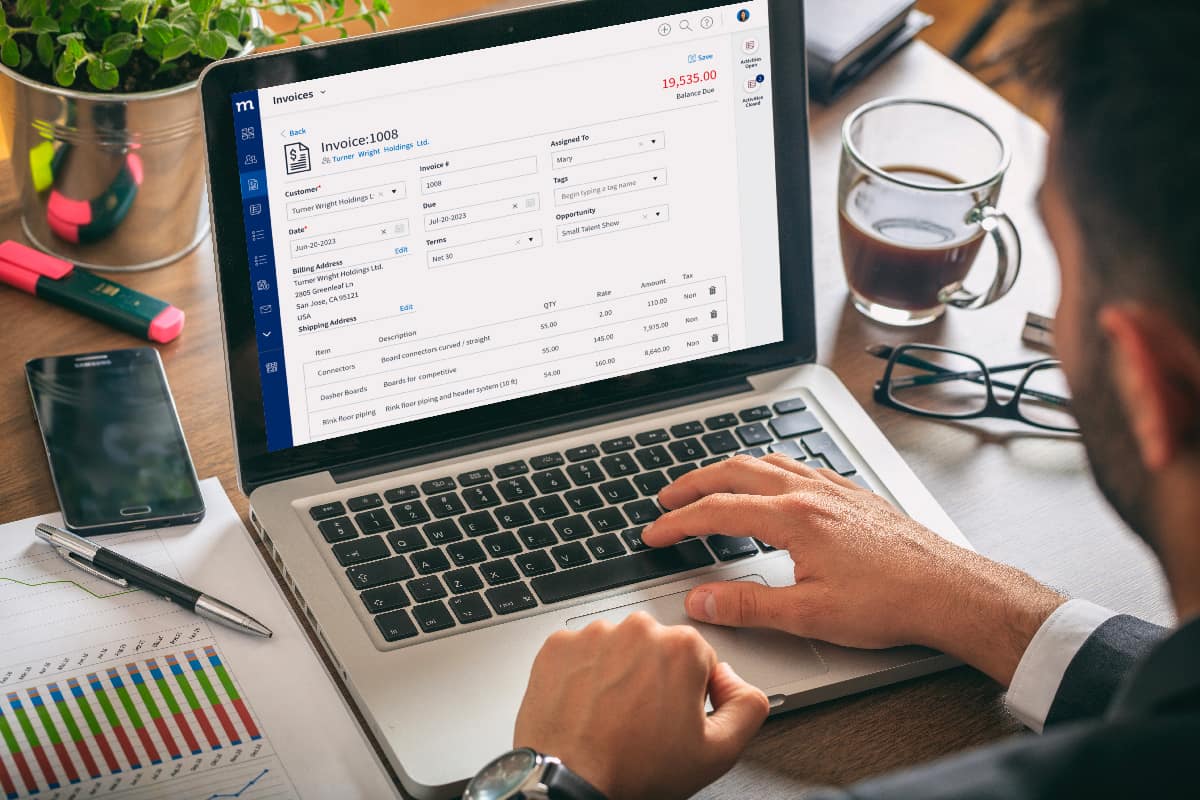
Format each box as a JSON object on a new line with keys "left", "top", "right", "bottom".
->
{"left": 504, "top": 1, "right": 1200, "bottom": 797}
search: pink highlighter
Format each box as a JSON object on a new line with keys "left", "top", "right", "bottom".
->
{"left": 0, "top": 240, "right": 184, "bottom": 343}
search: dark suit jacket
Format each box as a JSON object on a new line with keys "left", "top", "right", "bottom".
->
{"left": 815, "top": 614, "right": 1200, "bottom": 798}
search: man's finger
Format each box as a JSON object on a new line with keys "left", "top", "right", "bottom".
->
{"left": 685, "top": 578, "right": 793, "bottom": 630}
{"left": 658, "top": 456, "right": 797, "bottom": 510}
{"left": 642, "top": 493, "right": 778, "bottom": 547}
{"left": 704, "top": 662, "right": 770, "bottom": 763}
{"left": 761, "top": 453, "right": 865, "bottom": 492}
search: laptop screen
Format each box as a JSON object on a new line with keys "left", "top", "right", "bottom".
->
{"left": 228, "top": 1, "right": 783, "bottom": 452}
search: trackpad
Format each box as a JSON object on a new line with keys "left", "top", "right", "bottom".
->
{"left": 565, "top": 575, "right": 828, "bottom": 691}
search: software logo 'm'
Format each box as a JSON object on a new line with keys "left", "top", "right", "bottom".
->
{"left": 235, "top": 99, "right": 256, "bottom": 113}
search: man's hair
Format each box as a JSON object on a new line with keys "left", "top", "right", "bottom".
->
{"left": 1011, "top": 0, "right": 1200, "bottom": 339}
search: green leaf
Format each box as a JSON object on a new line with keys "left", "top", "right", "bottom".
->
{"left": 87, "top": 57, "right": 119, "bottom": 90}
{"left": 84, "top": 16, "right": 113, "bottom": 42}
{"left": 196, "top": 29, "right": 226, "bottom": 59}
{"left": 0, "top": 26, "right": 11, "bottom": 46}
{"left": 30, "top": 16, "right": 59, "bottom": 34}
{"left": 102, "top": 32, "right": 136, "bottom": 53}
{"left": 106, "top": 47, "right": 131, "bottom": 67}
{"left": 374, "top": 0, "right": 390, "bottom": 14}
{"left": 249, "top": 27, "right": 275, "bottom": 48}
{"left": 54, "top": 57, "right": 77, "bottom": 86}
{"left": 215, "top": 10, "right": 240, "bottom": 38}
{"left": 120, "top": 1, "right": 143, "bottom": 22}
{"left": 18, "top": 43, "right": 32, "bottom": 69}
{"left": 172, "top": 16, "right": 201, "bottom": 37}
{"left": 56, "top": 31, "right": 86, "bottom": 43}
{"left": 64, "top": 37, "right": 86, "bottom": 61}
{"left": 35, "top": 32, "right": 53, "bottom": 67}
{"left": 161, "top": 33, "right": 193, "bottom": 61}
{"left": 363, "top": 14, "right": 377, "bottom": 32}
{"left": 299, "top": 33, "right": 313, "bottom": 46}
{"left": 2, "top": 38, "right": 20, "bottom": 68}
{"left": 0, "top": 7, "right": 6, "bottom": 26}
{"left": 189, "top": 0, "right": 212, "bottom": 15}
{"left": 143, "top": 18, "right": 173, "bottom": 48}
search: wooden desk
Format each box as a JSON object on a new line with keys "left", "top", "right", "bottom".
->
{"left": 0, "top": 38, "right": 1172, "bottom": 799}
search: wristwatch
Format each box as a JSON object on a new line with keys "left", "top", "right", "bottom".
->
{"left": 464, "top": 748, "right": 607, "bottom": 800}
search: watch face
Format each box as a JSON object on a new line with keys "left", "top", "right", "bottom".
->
{"left": 467, "top": 748, "right": 538, "bottom": 800}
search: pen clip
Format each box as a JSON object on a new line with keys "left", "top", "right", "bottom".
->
{"left": 54, "top": 547, "right": 129, "bottom": 588}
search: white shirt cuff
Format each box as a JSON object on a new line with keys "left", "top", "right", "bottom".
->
{"left": 1005, "top": 599, "right": 1117, "bottom": 733}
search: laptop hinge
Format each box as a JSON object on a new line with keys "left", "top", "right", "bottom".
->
{"left": 329, "top": 375, "right": 754, "bottom": 484}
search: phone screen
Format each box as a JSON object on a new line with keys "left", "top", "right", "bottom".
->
{"left": 26, "top": 348, "right": 205, "bottom": 533}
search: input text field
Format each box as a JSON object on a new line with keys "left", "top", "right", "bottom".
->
{"left": 552, "top": 132, "right": 665, "bottom": 169}
{"left": 287, "top": 183, "right": 407, "bottom": 219}
{"left": 555, "top": 169, "right": 667, "bottom": 206}
{"left": 420, "top": 157, "right": 538, "bottom": 195}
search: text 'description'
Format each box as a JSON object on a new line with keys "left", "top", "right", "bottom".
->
{"left": 428, "top": 230, "right": 543, "bottom": 268}
{"left": 287, "top": 183, "right": 407, "bottom": 219}
{"left": 421, "top": 157, "right": 538, "bottom": 195}
{"left": 555, "top": 169, "right": 667, "bottom": 206}
{"left": 552, "top": 132, "right": 665, "bottom": 170}
{"left": 291, "top": 219, "right": 410, "bottom": 257}
{"left": 557, "top": 206, "right": 669, "bottom": 242}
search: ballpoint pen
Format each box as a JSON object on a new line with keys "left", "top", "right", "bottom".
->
{"left": 35, "top": 523, "right": 272, "bottom": 638}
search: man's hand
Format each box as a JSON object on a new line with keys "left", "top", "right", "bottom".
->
{"left": 514, "top": 612, "right": 769, "bottom": 800}
{"left": 643, "top": 455, "right": 1066, "bottom": 686}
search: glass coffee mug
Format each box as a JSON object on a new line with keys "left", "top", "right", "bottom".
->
{"left": 839, "top": 98, "right": 1021, "bottom": 326}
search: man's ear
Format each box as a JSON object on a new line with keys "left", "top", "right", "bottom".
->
{"left": 1097, "top": 306, "right": 1200, "bottom": 470}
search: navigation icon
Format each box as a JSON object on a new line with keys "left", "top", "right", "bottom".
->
{"left": 285, "top": 141, "right": 311, "bottom": 174}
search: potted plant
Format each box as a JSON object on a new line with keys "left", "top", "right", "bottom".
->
{"left": 0, "top": 0, "right": 390, "bottom": 270}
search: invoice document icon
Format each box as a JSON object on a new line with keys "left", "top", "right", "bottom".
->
{"left": 284, "top": 141, "right": 311, "bottom": 174}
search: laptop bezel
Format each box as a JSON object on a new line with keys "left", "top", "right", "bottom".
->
{"left": 200, "top": 0, "right": 813, "bottom": 492}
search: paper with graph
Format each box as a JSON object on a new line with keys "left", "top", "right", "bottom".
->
{"left": 0, "top": 479, "right": 399, "bottom": 799}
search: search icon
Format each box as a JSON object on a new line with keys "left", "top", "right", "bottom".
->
{"left": 679, "top": 18, "right": 692, "bottom": 31}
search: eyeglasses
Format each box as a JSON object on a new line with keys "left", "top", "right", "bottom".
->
{"left": 870, "top": 344, "right": 1079, "bottom": 433}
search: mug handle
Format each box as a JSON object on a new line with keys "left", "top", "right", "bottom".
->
{"left": 938, "top": 205, "right": 1022, "bottom": 309}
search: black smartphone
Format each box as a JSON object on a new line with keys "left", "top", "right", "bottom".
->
{"left": 25, "top": 347, "right": 205, "bottom": 535}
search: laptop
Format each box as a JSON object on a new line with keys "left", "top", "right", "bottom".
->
{"left": 199, "top": 1, "right": 971, "bottom": 796}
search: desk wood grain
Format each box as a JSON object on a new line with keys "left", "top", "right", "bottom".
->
{"left": 0, "top": 39, "right": 1171, "bottom": 799}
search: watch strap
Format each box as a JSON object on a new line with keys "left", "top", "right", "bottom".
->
{"left": 541, "top": 761, "right": 607, "bottom": 800}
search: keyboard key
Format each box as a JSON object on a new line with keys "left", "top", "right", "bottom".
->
{"left": 445, "top": 567, "right": 484, "bottom": 594}
{"left": 550, "top": 541, "right": 591, "bottom": 568}
{"left": 494, "top": 460, "right": 529, "bottom": 478}
{"left": 361, "top": 583, "right": 409, "bottom": 614}
{"left": 355, "top": 509, "right": 395, "bottom": 535}
{"left": 391, "top": 500, "right": 431, "bottom": 525}
{"left": 460, "top": 510, "right": 499, "bottom": 536}
{"left": 600, "top": 453, "right": 638, "bottom": 478}
{"left": 518, "top": 523, "right": 557, "bottom": 550}
{"left": 586, "top": 533, "right": 626, "bottom": 560}
{"left": 347, "top": 556, "right": 413, "bottom": 589}
{"left": 530, "top": 495, "right": 569, "bottom": 520}
{"left": 599, "top": 479, "right": 637, "bottom": 504}
{"left": 532, "top": 540, "right": 715, "bottom": 604}
{"left": 498, "top": 477, "right": 535, "bottom": 502}
{"left": 463, "top": 484, "right": 501, "bottom": 509}
{"left": 375, "top": 609, "right": 418, "bottom": 642}
{"left": 408, "top": 576, "right": 447, "bottom": 602}
{"left": 635, "top": 429, "right": 670, "bottom": 446}
{"left": 457, "top": 468, "right": 492, "bottom": 487}
{"left": 735, "top": 423, "right": 773, "bottom": 447}
{"left": 483, "top": 531, "right": 522, "bottom": 557}
{"left": 412, "top": 600, "right": 455, "bottom": 633}
{"left": 702, "top": 456, "right": 729, "bottom": 466}
{"left": 516, "top": 550, "right": 556, "bottom": 577}
{"left": 623, "top": 499, "right": 662, "bottom": 525}
{"left": 384, "top": 485, "right": 419, "bottom": 503}
{"left": 565, "top": 444, "right": 600, "bottom": 462}
{"left": 770, "top": 411, "right": 823, "bottom": 439}
{"left": 423, "top": 519, "right": 463, "bottom": 544}
{"left": 412, "top": 548, "right": 451, "bottom": 574}
{"left": 347, "top": 493, "right": 383, "bottom": 512}
{"left": 564, "top": 486, "right": 604, "bottom": 512}
{"left": 773, "top": 397, "right": 808, "bottom": 414}
{"left": 495, "top": 503, "right": 534, "bottom": 528}
{"left": 532, "top": 468, "right": 570, "bottom": 494}
{"left": 481, "top": 558, "right": 520, "bottom": 585}
{"left": 737, "top": 447, "right": 766, "bottom": 457}
{"left": 621, "top": 527, "right": 649, "bottom": 552}
{"left": 588, "top": 507, "right": 626, "bottom": 533}
{"left": 309, "top": 501, "right": 345, "bottom": 521}
{"left": 553, "top": 515, "right": 592, "bottom": 541}
{"left": 566, "top": 460, "right": 604, "bottom": 486}
{"left": 708, "top": 535, "right": 759, "bottom": 561}
{"left": 738, "top": 406, "right": 772, "bottom": 422}
{"left": 332, "top": 536, "right": 388, "bottom": 566}
{"left": 705, "top": 413, "right": 739, "bottom": 430}
{"left": 600, "top": 436, "right": 635, "bottom": 453}
{"left": 701, "top": 431, "right": 739, "bottom": 454}
{"left": 805, "top": 456, "right": 829, "bottom": 470}
{"left": 530, "top": 452, "right": 565, "bottom": 470}
{"left": 670, "top": 421, "right": 704, "bottom": 438}
{"left": 755, "top": 538, "right": 777, "bottom": 552}
{"left": 634, "top": 446, "right": 672, "bottom": 470}
{"left": 849, "top": 474, "right": 873, "bottom": 491}
{"left": 768, "top": 439, "right": 805, "bottom": 459}
{"left": 421, "top": 477, "right": 457, "bottom": 495}
{"left": 485, "top": 582, "right": 538, "bottom": 615}
{"left": 667, "top": 463, "right": 699, "bottom": 480}
{"left": 446, "top": 539, "right": 487, "bottom": 566}
{"left": 318, "top": 517, "right": 356, "bottom": 543}
{"left": 801, "top": 432, "right": 856, "bottom": 475}
{"left": 428, "top": 493, "right": 466, "bottom": 518}
{"left": 449, "top": 592, "right": 492, "bottom": 623}
{"left": 387, "top": 528, "right": 426, "bottom": 553}
{"left": 668, "top": 438, "right": 706, "bottom": 462}
{"left": 633, "top": 471, "right": 670, "bottom": 497}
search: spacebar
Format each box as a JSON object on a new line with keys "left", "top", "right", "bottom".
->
{"left": 531, "top": 540, "right": 716, "bottom": 604}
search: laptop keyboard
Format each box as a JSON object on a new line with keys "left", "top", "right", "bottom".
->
{"left": 306, "top": 397, "right": 869, "bottom": 646}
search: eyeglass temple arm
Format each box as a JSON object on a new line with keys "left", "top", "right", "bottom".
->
{"left": 887, "top": 351, "right": 1069, "bottom": 406}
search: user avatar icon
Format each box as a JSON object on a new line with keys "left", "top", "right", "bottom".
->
{"left": 737, "top": 9, "right": 750, "bottom": 22}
